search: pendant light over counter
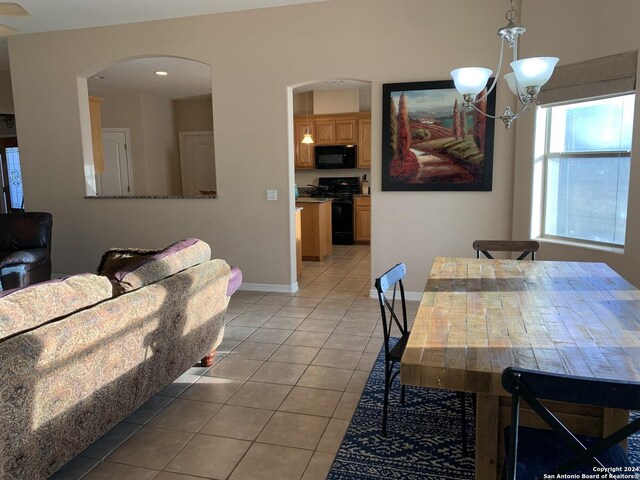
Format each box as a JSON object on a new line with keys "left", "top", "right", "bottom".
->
{"left": 301, "top": 86, "right": 314, "bottom": 144}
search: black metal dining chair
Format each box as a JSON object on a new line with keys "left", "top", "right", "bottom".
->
{"left": 473, "top": 240, "right": 540, "bottom": 260}
{"left": 502, "top": 367, "right": 640, "bottom": 479}
{"left": 375, "top": 263, "right": 470, "bottom": 455}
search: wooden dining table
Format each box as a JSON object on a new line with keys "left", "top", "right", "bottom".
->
{"left": 401, "top": 256, "right": 640, "bottom": 479}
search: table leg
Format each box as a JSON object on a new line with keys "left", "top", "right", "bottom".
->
{"left": 476, "top": 393, "right": 499, "bottom": 480}
{"left": 604, "top": 407, "right": 629, "bottom": 449}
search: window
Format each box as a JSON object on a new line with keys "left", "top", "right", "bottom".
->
{"left": 536, "top": 94, "right": 634, "bottom": 248}
{"left": 5, "top": 147, "right": 23, "bottom": 210}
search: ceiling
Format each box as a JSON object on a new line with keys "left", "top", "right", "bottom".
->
{"left": 0, "top": 0, "right": 329, "bottom": 71}
{"left": 87, "top": 57, "right": 212, "bottom": 99}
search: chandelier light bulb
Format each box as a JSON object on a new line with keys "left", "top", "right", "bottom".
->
{"left": 450, "top": 68, "right": 493, "bottom": 96}
{"left": 510, "top": 57, "right": 559, "bottom": 88}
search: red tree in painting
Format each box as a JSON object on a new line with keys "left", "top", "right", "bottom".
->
{"left": 390, "top": 96, "right": 398, "bottom": 154}
{"left": 452, "top": 98, "right": 461, "bottom": 140}
{"left": 473, "top": 89, "right": 487, "bottom": 152}
{"left": 390, "top": 93, "right": 418, "bottom": 180}
{"left": 459, "top": 108, "right": 467, "bottom": 138}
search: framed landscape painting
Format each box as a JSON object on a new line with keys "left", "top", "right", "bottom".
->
{"left": 381, "top": 80, "right": 496, "bottom": 191}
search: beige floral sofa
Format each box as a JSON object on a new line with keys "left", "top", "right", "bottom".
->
{"left": 0, "top": 238, "right": 240, "bottom": 480}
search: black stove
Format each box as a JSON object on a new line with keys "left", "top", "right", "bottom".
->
{"left": 316, "top": 177, "right": 360, "bottom": 245}
{"left": 317, "top": 177, "right": 360, "bottom": 203}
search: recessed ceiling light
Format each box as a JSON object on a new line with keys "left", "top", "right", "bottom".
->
{"left": 155, "top": 71, "right": 168, "bottom": 76}
{"left": 0, "top": 24, "right": 17, "bottom": 36}
{"left": 0, "top": 3, "right": 29, "bottom": 16}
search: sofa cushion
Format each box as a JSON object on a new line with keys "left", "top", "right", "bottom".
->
{"left": 0, "top": 273, "right": 113, "bottom": 340}
{"left": 112, "top": 238, "right": 211, "bottom": 295}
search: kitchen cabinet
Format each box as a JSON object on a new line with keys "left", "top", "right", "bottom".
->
{"left": 314, "top": 116, "right": 357, "bottom": 145}
{"left": 88, "top": 96, "right": 104, "bottom": 173}
{"left": 335, "top": 119, "right": 357, "bottom": 143}
{"left": 294, "top": 112, "right": 371, "bottom": 169}
{"left": 295, "top": 200, "right": 332, "bottom": 261}
{"left": 354, "top": 196, "right": 370, "bottom": 243}
{"left": 295, "top": 207, "right": 303, "bottom": 280}
{"left": 294, "top": 119, "right": 315, "bottom": 169}
{"left": 358, "top": 118, "right": 371, "bottom": 168}
{"left": 314, "top": 119, "right": 336, "bottom": 145}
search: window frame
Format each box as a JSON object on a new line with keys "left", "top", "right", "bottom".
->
{"left": 537, "top": 93, "right": 634, "bottom": 249}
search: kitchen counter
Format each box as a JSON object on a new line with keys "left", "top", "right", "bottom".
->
{"left": 295, "top": 197, "right": 332, "bottom": 203}
{"left": 295, "top": 200, "right": 332, "bottom": 261}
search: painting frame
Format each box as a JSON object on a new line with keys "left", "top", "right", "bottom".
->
{"left": 381, "top": 80, "right": 496, "bottom": 192}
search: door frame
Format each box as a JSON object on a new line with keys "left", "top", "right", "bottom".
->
{"left": 100, "top": 127, "right": 134, "bottom": 196}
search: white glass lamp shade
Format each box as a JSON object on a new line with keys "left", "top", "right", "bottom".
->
{"left": 510, "top": 57, "right": 559, "bottom": 88}
{"left": 301, "top": 132, "right": 314, "bottom": 144}
{"left": 504, "top": 72, "right": 519, "bottom": 96}
{"left": 451, "top": 67, "right": 492, "bottom": 95}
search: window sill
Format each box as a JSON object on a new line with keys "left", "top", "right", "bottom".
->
{"left": 537, "top": 237, "right": 624, "bottom": 255}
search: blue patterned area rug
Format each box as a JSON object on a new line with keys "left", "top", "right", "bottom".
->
{"left": 327, "top": 341, "right": 475, "bottom": 480}
{"left": 328, "top": 341, "right": 640, "bottom": 479}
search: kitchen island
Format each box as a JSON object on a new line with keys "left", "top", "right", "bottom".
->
{"left": 295, "top": 198, "right": 332, "bottom": 261}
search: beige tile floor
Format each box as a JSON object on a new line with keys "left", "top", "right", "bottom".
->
{"left": 50, "top": 245, "right": 419, "bottom": 480}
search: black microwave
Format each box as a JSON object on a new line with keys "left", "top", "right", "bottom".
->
{"left": 315, "top": 145, "right": 357, "bottom": 169}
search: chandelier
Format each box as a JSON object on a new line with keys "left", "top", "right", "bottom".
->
{"left": 450, "top": 0, "right": 558, "bottom": 128}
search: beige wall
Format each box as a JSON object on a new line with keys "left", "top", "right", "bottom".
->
{"left": 174, "top": 96, "right": 213, "bottom": 132}
{"left": 8, "top": 0, "right": 543, "bottom": 291}
{"left": 313, "top": 89, "right": 359, "bottom": 114}
{"left": 141, "top": 93, "right": 180, "bottom": 195}
{"left": 513, "top": 0, "right": 640, "bottom": 286}
{"left": 97, "top": 91, "right": 148, "bottom": 194}
{"left": 95, "top": 91, "right": 182, "bottom": 196}
{"left": 0, "top": 71, "right": 13, "bottom": 113}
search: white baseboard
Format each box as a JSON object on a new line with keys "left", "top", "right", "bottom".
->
{"left": 239, "top": 282, "right": 299, "bottom": 294}
{"left": 368, "top": 288, "right": 422, "bottom": 302}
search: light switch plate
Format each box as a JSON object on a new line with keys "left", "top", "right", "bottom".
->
{"left": 266, "top": 189, "right": 278, "bottom": 201}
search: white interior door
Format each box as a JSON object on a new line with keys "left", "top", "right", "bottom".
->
{"left": 98, "top": 128, "right": 132, "bottom": 196}
{"left": 179, "top": 131, "right": 215, "bottom": 195}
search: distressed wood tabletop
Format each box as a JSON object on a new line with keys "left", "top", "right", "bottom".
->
{"left": 401, "top": 257, "right": 640, "bottom": 394}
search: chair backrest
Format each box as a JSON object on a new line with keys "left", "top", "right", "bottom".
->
{"left": 0, "top": 212, "right": 53, "bottom": 252}
{"left": 502, "top": 367, "right": 640, "bottom": 479}
{"left": 374, "top": 263, "right": 408, "bottom": 357}
{"left": 473, "top": 240, "right": 539, "bottom": 260}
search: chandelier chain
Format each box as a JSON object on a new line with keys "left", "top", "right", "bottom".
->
{"left": 506, "top": 0, "right": 518, "bottom": 23}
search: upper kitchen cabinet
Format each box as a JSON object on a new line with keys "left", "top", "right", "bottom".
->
{"left": 314, "top": 119, "right": 336, "bottom": 145}
{"left": 357, "top": 118, "right": 371, "bottom": 168}
{"left": 293, "top": 112, "right": 371, "bottom": 169}
{"left": 88, "top": 96, "right": 104, "bottom": 174}
{"left": 314, "top": 114, "right": 358, "bottom": 145}
{"left": 294, "top": 119, "right": 315, "bottom": 169}
{"left": 335, "top": 119, "right": 357, "bottom": 144}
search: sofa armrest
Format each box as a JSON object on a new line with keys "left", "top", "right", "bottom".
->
{"left": 227, "top": 267, "right": 242, "bottom": 296}
{"left": 0, "top": 248, "right": 49, "bottom": 269}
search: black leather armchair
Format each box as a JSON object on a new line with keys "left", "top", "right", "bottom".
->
{"left": 0, "top": 212, "right": 52, "bottom": 290}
